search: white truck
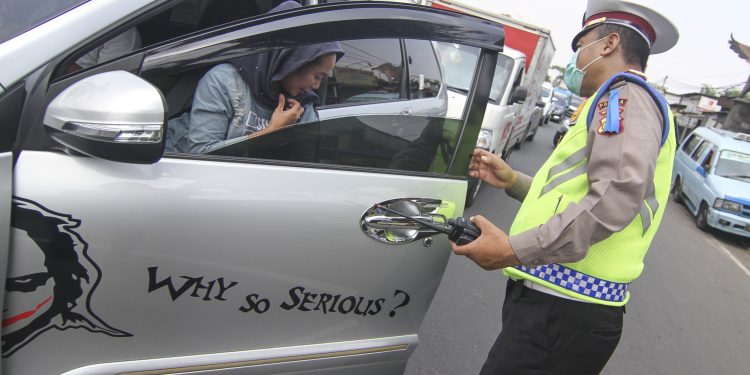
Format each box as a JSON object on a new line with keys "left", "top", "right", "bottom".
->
{"left": 425, "top": 0, "right": 555, "bottom": 206}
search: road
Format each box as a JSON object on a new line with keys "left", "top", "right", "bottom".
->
{"left": 405, "top": 124, "right": 750, "bottom": 375}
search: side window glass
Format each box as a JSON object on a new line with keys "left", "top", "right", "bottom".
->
{"left": 702, "top": 148, "right": 715, "bottom": 170}
{"left": 322, "top": 39, "right": 403, "bottom": 106}
{"left": 682, "top": 134, "right": 701, "bottom": 155}
{"left": 405, "top": 39, "right": 442, "bottom": 99}
{"left": 153, "top": 38, "right": 481, "bottom": 175}
{"left": 489, "top": 54, "right": 515, "bottom": 102}
{"left": 691, "top": 141, "right": 710, "bottom": 162}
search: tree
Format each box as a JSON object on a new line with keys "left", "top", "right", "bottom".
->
{"left": 700, "top": 83, "right": 717, "bottom": 96}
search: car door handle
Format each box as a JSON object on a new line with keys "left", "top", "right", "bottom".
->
{"left": 360, "top": 198, "right": 455, "bottom": 245}
{"left": 400, "top": 110, "right": 412, "bottom": 115}
{"left": 363, "top": 215, "right": 442, "bottom": 231}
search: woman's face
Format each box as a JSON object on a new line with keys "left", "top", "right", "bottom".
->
{"left": 281, "top": 53, "right": 336, "bottom": 96}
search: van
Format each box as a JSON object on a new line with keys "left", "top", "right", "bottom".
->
{"left": 672, "top": 127, "right": 750, "bottom": 237}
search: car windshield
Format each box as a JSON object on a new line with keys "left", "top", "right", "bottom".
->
{"left": 541, "top": 87, "right": 551, "bottom": 98}
{"left": 0, "top": 0, "right": 89, "bottom": 44}
{"left": 488, "top": 54, "right": 515, "bottom": 102}
{"left": 435, "top": 42, "right": 480, "bottom": 93}
{"left": 715, "top": 150, "right": 750, "bottom": 182}
{"left": 570, "top": 96, "right": 584, "bottom": 107}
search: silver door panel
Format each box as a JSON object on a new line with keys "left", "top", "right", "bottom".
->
{"left": 7, "top": 151, "right": 465, "bottom": 374}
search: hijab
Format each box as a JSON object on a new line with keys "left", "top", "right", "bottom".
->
{"left": 230, "top": 1, "right": 344, "bottom": 108}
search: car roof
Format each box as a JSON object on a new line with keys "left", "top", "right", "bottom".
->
{"left": 693, "top": 127, "right": 750, "bottom": 152}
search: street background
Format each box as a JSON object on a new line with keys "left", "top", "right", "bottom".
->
{"left": 405, "top": 124, "right": 750, "bottom": 375}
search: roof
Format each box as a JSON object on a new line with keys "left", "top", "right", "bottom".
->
{"left": 694, "top": 127, "right": 750, "bottom": 151}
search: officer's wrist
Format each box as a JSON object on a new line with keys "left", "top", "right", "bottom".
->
{"left": 505, "top": 169, "right": 519, "bottom": 190}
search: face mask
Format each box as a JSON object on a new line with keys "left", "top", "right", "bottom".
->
{"left": 563, "top": 36, "right": 608, "bottom": 95}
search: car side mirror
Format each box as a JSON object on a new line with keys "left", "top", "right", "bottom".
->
{"left": 510, "top": 86, "right": 528, "bottom": 104}
{"left": 536, "top": 100, "right": 545, "bottom": 108}
{"left": 43, "top": 71, "right": 167, "bottom": 164}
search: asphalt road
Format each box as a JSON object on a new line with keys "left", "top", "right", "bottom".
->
{"left": 405, "top": 123, "right": 750, "bottom": 375}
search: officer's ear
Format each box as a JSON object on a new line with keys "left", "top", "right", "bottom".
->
{"left": 601, "top": 33, "right": 621, "bottom": 57}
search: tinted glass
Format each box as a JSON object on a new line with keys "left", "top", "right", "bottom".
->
{"left": 323, "top": 39, "right": 403, "bottom": 106}
{"left": 0, "top": 0, "right": 89, "bottom": 44}
{"left": 570, "top": 96, "right": 584, "bottom": 107}
{"left": 207, "top": 115, "right": 461, "bottom": 174}
{"left": 489, "top": 54, "right": 515, "bottom": 102}
{"left": 682, "top": 134, "right": 701, "bottom": 154}
{"left": 691, "top": 141, "right": 711, "bottom": 161}
{"left": 435, "top": 42, "right": 479, "bottom": 94}
{"left": 541, "top": 87, "right": 551, "bottom": 98}
{"left": 405, "top": 39, "right": 442, "bottom": 99}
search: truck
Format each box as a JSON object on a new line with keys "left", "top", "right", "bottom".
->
{"left": 423, "top": 0, "right": 556, "bottom": 206}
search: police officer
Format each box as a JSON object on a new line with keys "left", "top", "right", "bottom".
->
{"left": 452, "top": 1, "right": 679, "bottom": 373}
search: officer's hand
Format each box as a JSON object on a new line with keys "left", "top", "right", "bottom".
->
{"left": 451, "top": 215, "right": 521, "bottom": 270}
{"left": 468, "top": 148, "right": 518, "bottom": 189}
{"left": 269, "top": 94, "right": 304, "bottom": 130}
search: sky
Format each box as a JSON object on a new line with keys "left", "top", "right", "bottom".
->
{"left": 465, "top": 0, "right": 750, "bottom": 94}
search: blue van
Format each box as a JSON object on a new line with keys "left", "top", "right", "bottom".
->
{"left": 672, "top": 127, "right": 750, "bottom": 237}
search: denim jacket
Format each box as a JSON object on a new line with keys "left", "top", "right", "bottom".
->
{"left": 165, "top": 63, "right": 317, "bottom": 154}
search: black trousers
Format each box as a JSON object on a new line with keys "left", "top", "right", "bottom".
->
{"left": 480, "top": 279, "right": 624, "bottom": 375}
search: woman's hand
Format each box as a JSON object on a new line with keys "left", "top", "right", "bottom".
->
{"left": 269, "top": 94, "right": 304, "bottom": 130}
{"left": 468, "top": 148, "right": 518, "bottom": 189}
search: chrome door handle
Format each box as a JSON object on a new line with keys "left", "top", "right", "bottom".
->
{"left": 363, "top": 215, "right": 443, "bottom": 231}
{"left": 360, "top": 198, "right": 455, "bottom": 245}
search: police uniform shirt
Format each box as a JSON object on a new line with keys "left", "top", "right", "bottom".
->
{"left": 506, "top": 81, "right": 664, "bottom": 266}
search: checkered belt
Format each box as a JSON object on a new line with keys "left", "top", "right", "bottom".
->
{"left": 515, "top": 264, "right": 629, "bottom": 303}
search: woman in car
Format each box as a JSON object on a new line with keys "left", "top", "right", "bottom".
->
{"left": 165, "top": 1, "right": 343, "bottom": 154}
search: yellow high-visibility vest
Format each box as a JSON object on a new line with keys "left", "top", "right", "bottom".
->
{"left": 504, "top": 73, "right": 677, "bottom": 306}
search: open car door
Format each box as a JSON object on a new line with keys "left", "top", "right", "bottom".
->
{"left": 4, "top": 2, "right": 502, "bottom": 374}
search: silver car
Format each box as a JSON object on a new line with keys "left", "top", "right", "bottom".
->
{"left": 0, "top": 1, "right": 502, "bottom": 374}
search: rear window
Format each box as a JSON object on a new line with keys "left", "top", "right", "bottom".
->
{"left": 0, "top": 0, "right": 89, "bottom": 44}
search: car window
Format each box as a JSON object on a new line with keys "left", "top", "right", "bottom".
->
{"left": 682, "top": 134, "right": 702, "bottom": 155}
{"left": 691, "top": 140, "right": 711, "bottom": 162}
{"left": 715, "top": 150, "right": 750, "bottom": 181}
{"left": 322, "top": 39, "right": 403, "bottom": 106}
{"left": 151, "top": 38, "right": 476, "bottom": 176}
{"left": 541, "top": 87, "right": 551, "bottom": 98}
{"left": 435, "top": 42, "right": 479, "bottom": 94}
{"left": 0, "top": 0, "right": 90, "bottom": 44}
{"left": 405, "top": 39, "right": 442, "bottom": 99}
{"left": 489, "top": 54, "right": 515, "bottom": 102}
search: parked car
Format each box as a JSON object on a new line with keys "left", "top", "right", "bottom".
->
{"left": 549, "top": 88, "right": 570, "bottom": 123}
{"left": 0, "top": 1, "right": 505, "bottom": 374}
{"left": 540, "top": 81, "right": 554, "bottom": 124}
{"left": 672, "top": 127, "right": 750, "bottom": 237}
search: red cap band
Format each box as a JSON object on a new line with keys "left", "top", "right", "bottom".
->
{"left": 585, "top": 11, "right": 656, "bottom": 46}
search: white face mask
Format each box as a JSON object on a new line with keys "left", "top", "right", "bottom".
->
{"left": 563, "top": 36, "right": 608, "bottom": 95}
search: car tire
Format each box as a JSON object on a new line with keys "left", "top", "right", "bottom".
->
{"left": 671, "top": 179, "right": 683, "bottom": 204}
{"left": 696, "top": 202, "right": 710, "bottom": 231}
{"left": 465, "top": 177, "right": 482, "bottom": 208}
